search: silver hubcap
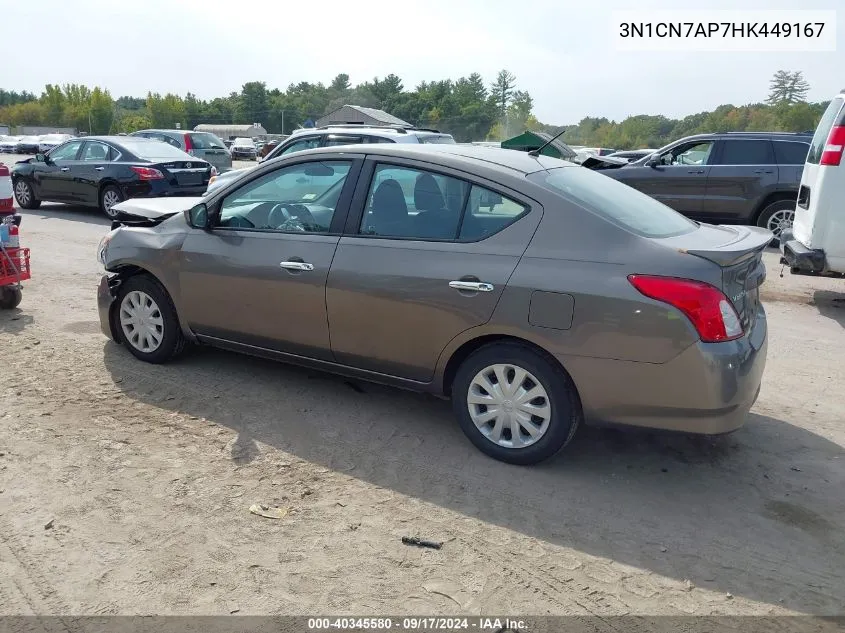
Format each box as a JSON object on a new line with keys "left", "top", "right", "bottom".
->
{"left": 120, "top": 291, "right": 164, "bottom": 353}
{"left": 103, "top": 190, "right": 121, "bottom": 215}
{"left": 15, "top": 181, "right": 30, "bottom": 205}
{"left": 467, "top": 363, "right": 551, "bottom": 449}
{"left": 767, "top": 209, "right": 794, "bottom": 237}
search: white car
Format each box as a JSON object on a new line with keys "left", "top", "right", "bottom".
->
{"left": 0, "top": 136, "right": 22, "bottom": 153}
{"left": 229, "top": 137, "right": 258, "bottom": 160}
{"left": 206, "top": 124, "right": 456, "bottom": 194}
{"left": 780, "top": 90, "right": 845, "bottom": 276}
{"left": 38, "top": 134, "right": 74, "bottom": 153}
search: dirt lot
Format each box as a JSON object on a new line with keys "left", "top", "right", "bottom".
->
{"left": 1, "top": 162, "right": 844, "bottom": 617}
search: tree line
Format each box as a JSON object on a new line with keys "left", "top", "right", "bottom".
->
{"left": 0, "top": 70, "right": 829, "bottom": 149}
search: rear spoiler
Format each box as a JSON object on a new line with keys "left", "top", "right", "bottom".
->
{"left": 680, "top": 225, "right": 772, "bottom": 267}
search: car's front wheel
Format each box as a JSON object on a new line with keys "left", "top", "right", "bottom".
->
{"left": 100, "top": 185, "right": 124, "bottom": 219}
{"left": 13, "top": 179, "right": 40, "bottom": 209}
{"left": 452, "top": 342, "right": 580, "bottom": 465}
{"left": 115, "top": 275, "right": 185, "bottom": 364}
{"left": 756, "top": 199, "right": 796, "bottom": 247}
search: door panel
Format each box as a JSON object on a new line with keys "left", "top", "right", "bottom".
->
{"left": 36, "top": 140, "right": 83, "bottom": 200}
{"left": 75, "top": 141, "right": 115, "bottom": 205}
{"left": 179, "top": 231, "right": 340, "bottom": 359}
{"left": 703, "top": 139, "right": 778, "bottom": 222}
{"left": 326, "top": 161, "right": 541, "bottom": 382}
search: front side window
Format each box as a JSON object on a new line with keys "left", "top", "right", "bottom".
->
{"left": 659, "top": 141, "right": 714, "bottom": 166}
{"left": 277, "top": 137, "right": 321, "bottom": 156}
{"left": 48, "top": 141, "right": 82, "bottom": 161}
{"left": 773, "top": 141, "right": 810, "bottom": 165}
{"left": 530, "top": 166, "right": 697, "bottom": 239}
{"left": 716, "top": 140, "right": 774, "bottom": 165}
{"left": 81, "top": 141, "right": 111, "bottom": 161}
{"left": 217, "top": 160, "right": 352, "bottom": 233}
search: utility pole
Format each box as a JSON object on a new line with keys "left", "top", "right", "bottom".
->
{"left": 281, "top": 110, "right": 285, "bottom": 135}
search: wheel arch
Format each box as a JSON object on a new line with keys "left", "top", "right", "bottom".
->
{"left": 752, "top": 191, "right": 798, "bottom": 223}
{"left": 439, "top": 332, "right": 582, "bottom": 412}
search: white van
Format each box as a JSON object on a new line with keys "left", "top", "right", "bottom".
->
{"left": 780, "top": 91, "right": 845, "bottom": 275}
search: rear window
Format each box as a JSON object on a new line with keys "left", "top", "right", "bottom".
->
{"left": 773, "top": 141, "right": 810, "bottom": 165}
{"left": 188, "top": 132, "right": 225, "bottom": 150}
{"left": 118, "top": 139, "right": 192, "bottom": 161}
{"left": 807, "top": 98, "right": 844, "bottom": 165}
{"left": 417, "top": 134, "right": 456, "bottom": 144}
{"left": 716, "top": 140, "right": 774, "bottom": 165}
{"left": 529, "top": 167, "right": 697, "bottom": 238}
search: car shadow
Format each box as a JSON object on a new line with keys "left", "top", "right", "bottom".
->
{"left": 0, "top": 308, "right": 33, "bottom": 333}
{"left": 813, "top": 290, "right": 845, "bottom": 328}
{"left": 101, "top": 342, "right": 845, "bottom": 614}
{"left": 19, "top": 203, "right": 111, "bottom": 227}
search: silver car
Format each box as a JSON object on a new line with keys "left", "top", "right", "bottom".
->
{"left": 130, "top": 129, "right": 232, "bottom": 173}
{"left": 97, "top": 144, "right": 770, "bottom": 465}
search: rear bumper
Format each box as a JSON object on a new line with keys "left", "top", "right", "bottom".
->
{"left": 779, "top": 229, "right": 827, "bottom": 274}
{"left": 123, "top": 182, "right": 209, "bottom": 199}
{"left": 564, "top": 304, "right": 768, "bottom": 435}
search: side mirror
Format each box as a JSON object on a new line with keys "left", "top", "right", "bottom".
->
{"left": 35, "top": 153, "right": 47, "bottom": 163}
{"left": 186, "top": 203, "right": 210, "bottom": 229}
{"left": 645, "top": 156, "right": 660, "bottom": 168}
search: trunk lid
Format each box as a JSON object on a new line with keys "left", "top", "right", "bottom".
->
{"left": 156, "top": 160, "right": 211, "bottom": 188}
{"left": 657, "top": 224, "right": 772, "bottom": 332}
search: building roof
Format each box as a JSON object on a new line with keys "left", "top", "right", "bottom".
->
{"left": 318, "top": 105, "right": 411, "bottom": 127}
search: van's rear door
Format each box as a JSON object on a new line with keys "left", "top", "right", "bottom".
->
{"left": 793, "top": 97, "right": 845, "bottom": 249}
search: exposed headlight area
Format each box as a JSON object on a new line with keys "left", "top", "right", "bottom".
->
{"left": 96, "top": 228, "right": 119, "bottom": 266}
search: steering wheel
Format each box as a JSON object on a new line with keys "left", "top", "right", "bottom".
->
{"left": 268, "top": 203, "right": 317, "bottom": 231}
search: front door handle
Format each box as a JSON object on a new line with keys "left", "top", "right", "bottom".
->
{"left": 280, "top": 261, "right": 314, "bottom": 271}
{"left": 60, "top": 167, "right": 70, "bottom": 172}
{"left": 95, "top": 167, "right": 105, "bottom": 171}
{"left": 753, "top": 169, "right": 774, "bottom": 174}
{"left": 687, "top": 169, "right": 705, "bottom": 174}
{"left": 449, "top": 280, "right": 494, "bottom": 292}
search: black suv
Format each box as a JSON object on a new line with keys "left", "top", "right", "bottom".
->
{"left": 600, "top": 132, "right": 812, "bottom": 243}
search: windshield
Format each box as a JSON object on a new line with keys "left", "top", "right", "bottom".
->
{"left": 119, "top": 139, "right": 193, "bottom": 161}
{"left": 807, "top": 98, "right": 844, "bottom": 165}
{"left": 529, "top": 166, "right": 697, "bottom": 238}
{"left": 418, "top": 134, "right": 456, "bottom": 144}
{"left": 188, "top": 132, "right": 226, "bottom": 150}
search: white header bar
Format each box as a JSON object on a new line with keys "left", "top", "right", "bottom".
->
{"left": 612, "top": 10, "right": 837, "bottom": 52}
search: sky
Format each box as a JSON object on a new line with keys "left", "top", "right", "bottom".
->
{"left": 2, "top": 0, "right": 842, "bottom": 125}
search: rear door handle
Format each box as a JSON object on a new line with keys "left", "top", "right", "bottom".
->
{"left": 687, "top": 169, "right": 705, "bottom": 174}
{"left": 753, "top": 169, "right": 774, "bottom": 174}
{"left": 95, "top": 167, "right": 105, "bottom": 171}
{"left": 280, "top": 261, "right": 314, "bottom": 271}
{"left": 449, "top": 280, "right": 494, "bottom": 292}
{"left": 60, "top": 167, "right": 70, "bottom": 172}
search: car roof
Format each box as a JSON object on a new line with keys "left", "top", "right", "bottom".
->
{"left": 680, "top": 131, "right": 813, "bottom": 142}
{"left": 288, "top": 125, "right": 449, "bottom": 139}
{"left": 135, "top": 129, "right": 190, "bottom": 135}
{"left": 277, "top": 143, "right": 573, "bottom": 175}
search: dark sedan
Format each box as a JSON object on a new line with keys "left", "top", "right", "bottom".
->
{"left": 12, "top": 136, "right": 213, "bottom": 218}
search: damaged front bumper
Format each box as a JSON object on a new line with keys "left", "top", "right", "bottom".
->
{"left": 97, "top": 274, "right": 121, "bottom": 340}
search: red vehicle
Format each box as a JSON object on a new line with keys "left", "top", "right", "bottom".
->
{"left": 0, "top": 163, "right": 28, "bottom": 309}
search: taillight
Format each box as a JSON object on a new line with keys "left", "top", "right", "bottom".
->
{"left": 130, "top": 166, "right": 165, "bottom": 180}
{"left": 820, "top": 125, "right": 845, "bottom": 166}
{"left": 628, "top": 275, "right": 743, "bottom": 343}
{"left": 183, "top": 133, "right": 195, "bottom": 156}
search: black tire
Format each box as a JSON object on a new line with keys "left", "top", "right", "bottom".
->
{"left": 451, "top": 342, "right": 581, "bottom": 465}
{"left": 99, "top": 184, "right": 124, "bottom": 219}
{"left": 114, "top": 275, "right": 185, "bottom": 364}
{"left": 756, "top": 199, "right": 796, "bottom": 247}
{"left": 13, "top": 179, "right": 40, "bottom": 210}
{"left": 0, "top": 286, "right": 22, "bottom": 309}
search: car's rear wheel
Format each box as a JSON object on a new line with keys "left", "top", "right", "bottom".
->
{"left": 115, "top": 275, "right": 185, "bottom": 364}
{"left": 452, "top": 342, "right": 580, "bottom": 465}
{"left": 100, "top": 185, "right": 124, "bottom": 219}
{"left": 13, "top": 179, "right": 40, "bottom": 209}
{"left": 0, "top": 286, "right": 22, "bottom": 309}
{"left": 756, "top": 199, "right": 796, "bottom": 247}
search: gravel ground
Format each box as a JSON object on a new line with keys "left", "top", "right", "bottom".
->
{"left": 1, "top": 155, "right": 844, "bottom": 618}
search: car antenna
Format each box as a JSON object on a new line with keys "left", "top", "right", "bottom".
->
{"left": 527, "top": 129, "right": 566, "bottom": 157}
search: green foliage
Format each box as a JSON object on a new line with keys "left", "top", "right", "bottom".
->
{"left": 0, "top": 70, "right": 828, "bottom": 148}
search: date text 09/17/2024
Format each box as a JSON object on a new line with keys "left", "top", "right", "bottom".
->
{"left": 307, "top": 617, "right": 527, "bottom": 631}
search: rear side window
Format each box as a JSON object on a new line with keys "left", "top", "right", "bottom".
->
{"left": 807, "top": 98, "right": 844, "bottom": 165}
{"left": 716, "top": 140, "right": 774, "bottom": 165}
{"left": 773, "top": 141, "right": 810, "bottom": 165}
{"left": 417, "top": 134, "right": 456, "bottom": 144}
{"left": 188, "top": 133, "right": 225, "bottom": 150}
{"left": 119, "top": 139, "right": 191, "bottom": 161}
{"left": 530, "top": 167, "right": 696, "bottom": 238}
{"left": 323, "top": 135, "right": 363, "bottom": 147}
{"left": 367, "top": 136, "right": 396, "bottom": 144}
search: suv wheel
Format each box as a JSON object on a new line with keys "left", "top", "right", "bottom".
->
{"left": 756, "top": 199, "right": 796, "bottom": 246}
{"left": 451, "top": 342, "right": 580, "bottom": 465}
